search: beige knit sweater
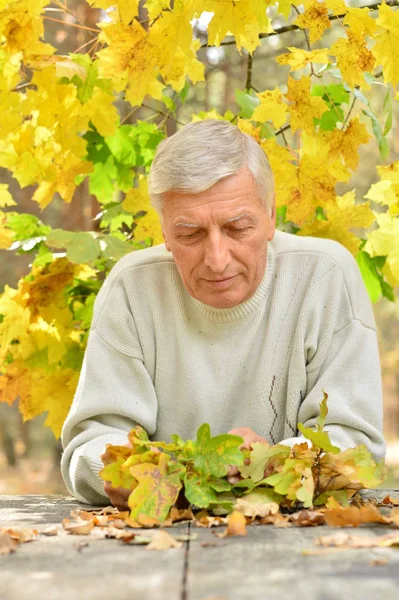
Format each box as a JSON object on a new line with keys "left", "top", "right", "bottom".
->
{"left": 61, "top": 231, "right": 386, "bottom": 504}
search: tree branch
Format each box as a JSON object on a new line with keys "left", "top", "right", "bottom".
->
{"left": 245, "top": 52, "right": 253, "bottom": 91}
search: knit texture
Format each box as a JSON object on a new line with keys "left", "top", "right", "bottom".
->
{"left": 61, "top": 231, "right": 386, "bottom": 504}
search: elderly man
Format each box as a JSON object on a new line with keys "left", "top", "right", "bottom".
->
{"left": 61, "top": 119, "right": 385, "bottom": 508}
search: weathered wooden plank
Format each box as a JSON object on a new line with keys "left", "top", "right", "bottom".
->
{"left": 0, "top": 495, "right": 187, "bottom": 600}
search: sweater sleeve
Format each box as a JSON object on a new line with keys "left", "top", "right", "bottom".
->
{"left": 60, "top": 271, "right": 158, "bottom": 505}
{"left": 280, "top": 249, "right": 386, "bottom": 463}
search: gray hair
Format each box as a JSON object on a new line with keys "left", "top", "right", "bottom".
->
{"left": 148, "top": 119, "right": 275, "bottom": 216}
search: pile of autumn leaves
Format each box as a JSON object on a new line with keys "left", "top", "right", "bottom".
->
{"left": 2, "top": 396, "right": 399, "bottom": 555}
{"left": 99, "top": 395, "right": 387, "bottom": 525}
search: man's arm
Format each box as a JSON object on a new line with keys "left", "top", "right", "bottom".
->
{"left": 61, "top": 328, "right": 158, "bottom": 504}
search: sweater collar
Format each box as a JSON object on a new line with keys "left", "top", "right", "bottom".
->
{"left": 188, "top": 243, "right": 276, "bottom": 322}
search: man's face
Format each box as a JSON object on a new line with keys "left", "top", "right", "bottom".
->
{"left": 162, "top": 167, "right": 276, "bottom": 309}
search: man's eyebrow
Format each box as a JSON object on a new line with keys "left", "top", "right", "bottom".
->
{"left": 225, "top": 213, "right": 257, "bottom": 224}
{"left": 173, "top": 213, "right": 257, "bottom": 229}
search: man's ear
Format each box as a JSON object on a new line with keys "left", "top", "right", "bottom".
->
{"left": 268, "top": 195, "right": 277, "bottom": 241}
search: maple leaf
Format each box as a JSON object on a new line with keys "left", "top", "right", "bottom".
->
{"left": 0, "top": 0, "right": 55, "bottom": 59}
{"left": 0, "top": 184, "right": 16, "bottom": 208}
{"left": 331, "top": 30, "right": 375, "bottom": 89}
{"left": 286, "top": 76, "right": 328, "bottom": 134}
{"left": 294, "top": 0, "right": 331, "bottom": 44}
{"left": 89, "top": 1, "right": 140, "bottom": 25}
{"left": 252, "top": 88, "right": 288, "bottom": 129}
{"left": 344, "top": 7, "right": 377, "bottom": 39}
{"left": 298, "top": 191, "right": 375, "bottom": 255}
{"left": 365, "top": 213, "right": 399, "bottom": 285}
{"left": 128, "top": 453, "right": 185, "bottom": 523}
{"left": 372, "top": 2, "right": 399, "bottom": 87}
{"left": 202, "top": 0, "right": 270, "bottom": 54}
{"left": 276, "top": 47, "right": 330, "bottom": 71}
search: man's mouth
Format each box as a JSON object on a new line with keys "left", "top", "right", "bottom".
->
{"left": 202, "top": 275, "right": 237, "bottom": 288}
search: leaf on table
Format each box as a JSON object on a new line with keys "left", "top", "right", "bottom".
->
{"left": 70, "top": 509, "right": 96, "bottom": 522}
{"left": 239, "top": 442, "right": 290, "bottom": 482}
{"left": 0, "top": 532, "right": 18, "bottom": 555}
{"left": 2, "top": 527, "right": 39, "bottom": 543}
{"left": 164, "top": 507, "right": 195, "bottom": 525}
{"left": 105, "top": 526, "right": 134, "bottom": 540}
{"left": 314, "top": 531, "right": 399, "bottom": 549}
{"left": 234, "top": 489, "right": 280, "bottom": 518}
{"left": 382, "top": 494, "right": 399, "bottom": 506}
{"left": 259, "top": 512, "right": 292, "bottom": 527}
{"left": 191, "top": 423, "right": 244, "bottom": 478}
{"left": 216, "top": 510, "right": 247, "bottom": 538}
{"left": 62, "top": 518, "right": 94, "bottom": 535}
{"left": 290, "top": 509, "right": 325, "bottom": 526}
{"left": 145, "top": 530, "right": 183, "bottom": 550}
{"left": 121, "top": 534, "right": 153, "bottom": 545}
{"left": 42, "top": 525, "right": 59, "bottom": 536}
{"left": 193, "top": 510, "right": 227, "bottom": 528}
{"left": 323, "top": 504, "right": 390, "bottom": 527}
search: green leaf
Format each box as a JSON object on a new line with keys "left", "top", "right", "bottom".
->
{"left": 191, "top": 423, "right": 244, "bottom": 478}
{"left": 362, "top": 108, "right": 389, "bottom": 160}
{"left": 100, "top": 234, "right": 132, "bottom": 261}
{"left": 105, "top": 126, "right": 137, "bottom": 165}
{"left": 316, "top": 392, "right": 328, "bottom": 431}
{"left": 356, "top": 250, "right": 382, "bottom": 303}
{"left": 235, "top": 89, "right": 259, "bottom": 119}
{"left": 183, "top": 472, "right": 218, "bottom": 508}
{"left": 100, "top": 459, "right": 137, "bottom": 490}
{"left": 297, "top": 423, "right": 341, "bottom": 454}
{"left": 383, "top": 89, "right": 393, "bottom": 137}
{"left": 46, "top": 230, "right": 101, "bottom": 263}
{"left": 179, "top": 80, "right": 189, "bottom": 104}
{"left": 89, "top": 157, "right": 117, "bottom": 203}
{"left": 5, "top": 213, "right": 50, "bottom": 241}
{"left": 207, "top": 476, "right": 232, "bottom": 492}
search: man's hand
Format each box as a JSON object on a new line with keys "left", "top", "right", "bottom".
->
{"left": 226, "top": 427, "right": 269, "bottom": 484}
{"left": 103, "top": 441, "right": 160, "bottom": 511}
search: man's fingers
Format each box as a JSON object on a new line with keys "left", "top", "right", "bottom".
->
{"left": 227, "top": 464, "right": 239, "bottom": 477}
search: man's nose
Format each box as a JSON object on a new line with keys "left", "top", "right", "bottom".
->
{"left": 203, "top": 232, "right": 230, "bottom": 273}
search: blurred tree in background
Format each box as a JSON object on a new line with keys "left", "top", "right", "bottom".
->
{"left": 1, "top": 0, "right": 399, "bottom": 493}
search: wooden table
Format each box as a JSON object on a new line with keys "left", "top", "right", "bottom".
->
{"left": 1, "top": 491, "right": 399, "bottom": 600}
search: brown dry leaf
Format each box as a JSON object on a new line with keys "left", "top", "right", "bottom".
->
{"left": 290, "top": 509, "right": 325, "bottom": 526}
{"left": 382, "top": 495, "right": 399, "bottom": 506}
{"left": 84, "top": 506, "right": 120, "bottom": 516}
{"left": 70, "top": 509, "right": 96, "bottom": 522}
{"left": 124, "top": 517, "right": 143, "bottom": 528}
{"left": 389, "top": 508, "right": 399, "bottom": 526}
{"left": 168, "top": 507, "right": 195, "bottom": 523}
{"left": 194, "top": 510, "right": 227, "bottom": 528}
{"left": 145, "top": 530, "right": 183, "bottom": 550}
{"left": 259, "top": 512, "right": 292, "bottom": 527}
{"left": 92, "top": 515, "right": 110, "bottom": 527}
{"left": 62, "top": 518, "right": 94, "bottom": 535}
{"left": 137, "top": 514, "right": 162, "bottom": 528}
{"left": 370, "top": 558, "right": 389, "bottom": 566}
{"left": 42, "top": 525, "right": 58, "bottom": 536}
{"left": 105, "top": 526, "right": 133, "bottom": 540}
{"left": 324, "top": 504, "right": 390, "bottom": 527}
{"left": 315, "top": 531, "right": 399, "bottom": 549}
{"left": 0, "top": 532, "right": 18, "bottom": 555}
{"left": 2, "top": 527, "right": 39, "bottom": 543}
{"left": 216, "top": 511, "right": 247, "bottom": 538}
{"left": 108, "top": 519, "right": 126, "bottom": 529}
{"left": 235, "top": 497, "right": 279, "bottom": 518}
{"left": 121, "top": 534, "right": 153, "bottom": 545}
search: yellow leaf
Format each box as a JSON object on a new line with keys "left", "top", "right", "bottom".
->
{"left": 122, "top": 177, "right": 151, "bottom": 213}
{"left": 298, "top": 191, "right": 375, "bottom": 255}
{"left": 261, "top": 138, "right": 297, "bottom": 208}
{"left": 202, "top": 0, "right": 270, "bottom": 54}
{"left": 83, "top": 88, "right": 119, "bottom": 137}
{"left": 276, "top": 47, "right": 330, "bottom": 71}
{"left": 365, "top": 213, "right": 399, "bottom": 283}
{"left": 0, "top": 0, "right": 55, "bottom": 58}
{"left": 0, "top": 48, "right": 22, "bottom": 92}
{"left": 331, "top": 30, "right": 375, "bottom": 88}
{"left": 97, "top": 20, "right": 164, "bottom": 106}
{"left": 0, "top": 184, "right": 16, "bottom": 207}
{"left": 133, "top": 210, "right": 164, "bottom": 246}
{"left": 146, "top": 0, "right": 171, "bottom": 21}
{"left": 365, "top": 180, "right": 398, "bottom": 207}
{"left": 344, "top": 7, "right": 377, "bottom": 39}
{"left": 0, "top": 220, "right": 13, "bottom": 250}
{"left": 286, "top": 76, "right": 328, "bottom": 134}
{"left": 295, "top": 0, "right": 331, "bottom": 44}
{"left": 327, "top": 0, "right": 347, "bottom": 15}
{"left": 89, "top": 0, "right": 139, "bottom": 24}
{"left": 325, "top": 117, "right": 370, "bottom": 172}
{"left": 372, "top": 2, "right": 399, "bottom": 87}
{"left": 252, "top": 88, "right": 288, "bottom": 129}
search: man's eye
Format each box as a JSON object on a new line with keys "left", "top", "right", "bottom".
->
{"left": 229, "top": 227, "right": 250, "bottom": 234}
{"left": 180, "top": 232, "right": 199, "bottom": 239}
